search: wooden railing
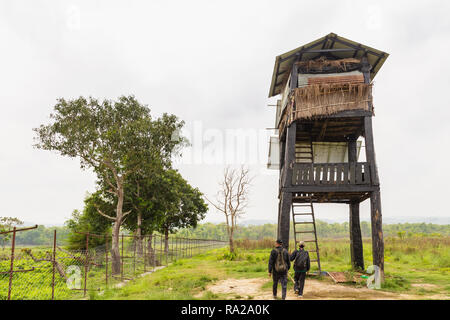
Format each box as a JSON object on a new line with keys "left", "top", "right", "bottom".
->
{"left": 292, "top": 162, "right": 371, "bottom": 186}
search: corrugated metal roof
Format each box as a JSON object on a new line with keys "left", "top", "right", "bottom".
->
{"left": 268, "top": 33, "right": 389, "bottom": 97}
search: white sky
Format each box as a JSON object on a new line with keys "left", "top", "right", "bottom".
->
{"left": 0, "top": 1, "right": 449, "bottom": 225}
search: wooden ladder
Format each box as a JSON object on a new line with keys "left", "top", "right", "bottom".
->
{"left": 291, "top": 196, "right": 321, "bottom": 274}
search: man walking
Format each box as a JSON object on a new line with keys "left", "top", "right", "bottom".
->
{"left": 268, "top": 239, "right": 290, "bottom": 300}
{"left": 290, "top": 241, "right": 310, "bottom": 298}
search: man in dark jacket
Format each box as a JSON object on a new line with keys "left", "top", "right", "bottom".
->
{"left": 289, "top": 241, "right": 310, "bottom": 298}
{"left": 268, "top": 239, "right": 290, "bottom": 300}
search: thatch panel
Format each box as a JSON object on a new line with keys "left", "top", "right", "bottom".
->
{"left": 293, "top": 83, "right": 372, "bottom": 119}
{"left": 277, "top": 82, "right": 373, "bottom": 135}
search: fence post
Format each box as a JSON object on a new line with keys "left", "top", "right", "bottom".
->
{"left": 121, "top": 234, "right": 124, "bottom": 281}
{"left": 133, "top": 235, "right": 136, "bottom": 275}
{"left": 7, "top": 227, "right": 16, "bottom": 300}
{"left": 105, "top": 234, "right": 108, "bottom": 286}
{"left": 84, "top": 232, "right": 90, "bottom": 297}
{"left": 175, "top": 237, "right": 178, "bottom": 261}
{"left": 166, "top": 236, "right": 169, "bottom": 265}
{"left": 51, "top": 229, "right": 57, "bottom": 300}
{"left": 153, "top": 234, "right": 156, "bottom": 270}
{"left": 143, "top": 235, "right": 147, "bottom": 273}
{"left": 160, "top": 235, "right": 163, "bottom": 266}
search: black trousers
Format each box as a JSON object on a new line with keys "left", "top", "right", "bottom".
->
{"left": 272, "top": 272, "right": 287, "bottom": 299}
{"left": 294, "top": 271, "right": 306, "bottom": 295}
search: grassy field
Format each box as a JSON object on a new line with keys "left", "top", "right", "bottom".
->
{"left": 0, "top": 240, "right": 224, "bottom": 300}
{"left": 92, "top": 237, "right": 450, "bottom": 300}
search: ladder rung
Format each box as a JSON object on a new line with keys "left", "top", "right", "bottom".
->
{"left": 294, "top": 222, "right": 314, "bottom": 224}
{"left": 302, "top": 240, "right": 317, "bottom": 242}
{"left": 295, "top": 231, "right": 315, "bottom": 234}
{"left": 310, "top": 259, "right": 318, "bottom": 262}
{"left": 293, "top": 213, "right": 313, "bottom": 216}
{"left": 292, "top": 204, "right": 312, "bottom": 207}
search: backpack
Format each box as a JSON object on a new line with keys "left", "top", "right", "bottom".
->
{"left": 274, "top": 248, "right": 287, "bottom": 273}
{"left": 294, "top": 250, "right": 309, "bottom": 270}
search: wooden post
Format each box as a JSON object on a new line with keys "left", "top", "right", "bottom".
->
{"left": 153, "top": 234, "right": 156, "bottom": 269}
{"left": 7, "top": 227, "right": 16, "bottom": 300}
{"left": 278, "top": 121, "right": 296, "bottom": 250}
{"left": 51, "top": 230, "right": 56, "bottom": 300}
{"left": 364, "top": 110, "right": 384, "bottom": 280}
{"left": 349, "top": 200, "right": 364, "bottom": 270}
{"left": 348, "top": 135, "right": 364, "bottom": 270}
{"left": 289, "top": 63, "right": 298, "bottom": 91}
{"left": 370, "top": 190, "right": 384, "bottom": 281}
{"left": 105, "top": 234, "right": 108, "bottom": 286}
{"left": 133, "top": 235, "right": 136, "bottom": 275}
{"left": 84, "top": 232, "right": 89, "bottom": 297}
{"left": 121, "top": 234, "right": 124, "bottom": 280}
{"left": 143, "top": 235, "right": 147, "bottom": 273}
{"left": 364, "top": 116, "right": 379, "bottom": 185}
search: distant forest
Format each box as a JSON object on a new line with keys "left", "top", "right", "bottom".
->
{"left": 177, "top": 221, "right": 450, "bottom": 241}
{"left": 2, "top": 221, "right": 449, "bottom": 247}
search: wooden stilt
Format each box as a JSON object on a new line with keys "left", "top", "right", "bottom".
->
{"left": 348, "top": 135, "right": 364, "bottom": 270}
{"left": 278, "top": 121, "right": 296, "bottom": 250}
{"left": 279, "top": 191, "right": 292, "bottom": 249}
{"left": 349, "top": 200, "right": 364, "bottom": 270}
{"left": 370, "top": 190, "right": 384, "bottom": 281}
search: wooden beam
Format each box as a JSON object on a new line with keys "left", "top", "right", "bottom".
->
{"left": 303, "top": 48, "right": 362, "bottom": 54}
{"left": 318, "top": 120, "right": 328, "bottom": 141}
{"left": 364, "top": 116, "right": 379, "bottom": 185}
{"left": 290, "top": 63, "right": 298, "bottom": 91}
{"left": 315, "top": 110, "right": 372, "bottom": 118}
{"left": 284, "top": 121, "right": 297, "bottom": 188}
{"left": 361, "top": 55, "right": 372, "bottom": 84}
{"left": 283, "top": 185, "right": 379, "bottom": 193}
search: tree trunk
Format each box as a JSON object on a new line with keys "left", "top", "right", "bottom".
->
{"left": 136, "top": 211, "right": 143, "bottom": 257}
{"left": 110, "top": 220, "right": 121, "bottom": 275}
{"left": 228, "top": 228, "right": 235, "bottom": 253}
{"left": 110, "top": 185, "right": 124, "bottom": 275}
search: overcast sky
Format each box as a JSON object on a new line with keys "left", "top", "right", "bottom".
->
{"left": 0, "top": 1, "right": 449, "bottom": 226}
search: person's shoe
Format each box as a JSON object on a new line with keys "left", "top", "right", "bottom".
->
{"left": 273, "top": 295, "right": 277, "bottom": 300}
{"left": 297, "top": 295, "right": 303, "bottom": 299}
{"left": 294, "top": 289, "right": 299, "bottom": 294}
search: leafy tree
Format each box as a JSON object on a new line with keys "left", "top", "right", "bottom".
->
{"left": 34, "top": 95, "right": 185, "bottom": 274}
{"left": 65, "top": 192, "right": 114, "bottom": 249}
{"left": 121, "top": 167, "right": 166, "bottom": 257}
{"left": 0, "top": 217, "right": 24, "bottom": 248}
{"left": 156, "top": 169, "right": 208, "bottom": 255}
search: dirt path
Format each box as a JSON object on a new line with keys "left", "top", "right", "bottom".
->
{"left": 202, "top": 277, "right": 449, "bottom": 300}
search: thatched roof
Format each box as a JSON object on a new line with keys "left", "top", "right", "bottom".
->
{"left": 268, "top": 33, "right": 389, "bottom": 97}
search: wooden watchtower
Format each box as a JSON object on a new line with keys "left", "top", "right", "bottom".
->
{"left": 267, "top": 33, "right": 388, "bottom": 276}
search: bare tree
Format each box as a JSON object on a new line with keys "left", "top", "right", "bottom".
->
{"left": 207, "top": 166, "right": 252, "bottom": 253}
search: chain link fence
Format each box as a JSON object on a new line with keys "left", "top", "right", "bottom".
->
{"left": 0, "top": 227, "right": 227, "bottom": 300}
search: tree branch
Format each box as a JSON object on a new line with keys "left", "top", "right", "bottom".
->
{"left": 95, "top": 206, "right": 116, "bottom": 221}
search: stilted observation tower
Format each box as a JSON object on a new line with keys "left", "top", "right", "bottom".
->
{"left": 267, "top": 33, "right": 388, "bottom": 275}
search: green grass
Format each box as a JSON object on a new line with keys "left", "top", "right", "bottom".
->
{"left": 2, "top": 237, "right": 449, "bottom": 300}
{"left": 93, "top": 237, "right": 450, "bottom": 300}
